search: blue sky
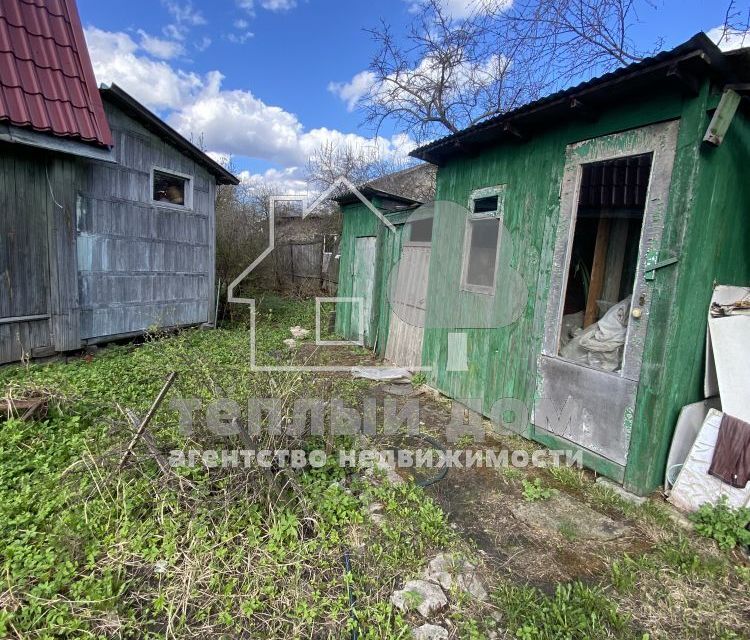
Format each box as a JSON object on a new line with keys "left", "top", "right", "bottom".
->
{"left": 79, "top": 0, "right": 743, "bottom": 191}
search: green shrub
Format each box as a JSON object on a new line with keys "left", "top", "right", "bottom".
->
{"left": 691, "top": 497, "right": 750, "bottom": 551}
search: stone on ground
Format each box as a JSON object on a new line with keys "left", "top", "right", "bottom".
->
{"left": 390, "top": 580, "right": 448, "bottom": 618}
{"left": 424, "top": 553, "right": 488, "bottom": 601}
{"left": 509, "top": 492, "right": 630, "bottom": 541}
{"left": 413, "top": 623, "right": 449, "bottom": 640}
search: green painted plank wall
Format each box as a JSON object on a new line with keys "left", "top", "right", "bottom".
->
{"left": 335, "top": 199, "right": 407, "bottom": 352}
{"left": 336, "top": 83, "right": 749, "bottom": 495}
{"left": 335, "top": 201, "right": 379, "bottom": 342}
{"left": 624, "top": 87, "right": 750, "bottom": 494}
{"left": 421, "top": 86, "right": 718, "bottom": 493}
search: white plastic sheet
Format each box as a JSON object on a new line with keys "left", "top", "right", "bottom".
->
{"left": 351, "top": 367, "right": 412, "bottom": 383}
{"left": 706, "top": 286, "right": 750, "bottom": 422}
{"left": 559, "top": 296, "right": 631, "bottom": 372}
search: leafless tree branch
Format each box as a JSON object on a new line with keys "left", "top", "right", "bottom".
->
{"left": 360, "top": 0, "right": 661, "bottom": 141}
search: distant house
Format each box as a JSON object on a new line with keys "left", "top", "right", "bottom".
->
{"left": 336, "top": 34, "right": 750, "bottom": 496}
{"left": 0, "top": 0, "right": 238, "bottom": 364}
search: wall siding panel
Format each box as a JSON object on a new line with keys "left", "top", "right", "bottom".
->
{"left": 76, "top": 100, "right": 215, "bottom": 340}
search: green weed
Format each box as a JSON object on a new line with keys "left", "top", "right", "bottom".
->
{"left": 691, "top": 497, "right": 750, "bottom": 551}
{"left": 522, "top": 478, "right": 556, "bottom": 502}
{"left": 493, "top": 580, "right": 635, "bottom": 640}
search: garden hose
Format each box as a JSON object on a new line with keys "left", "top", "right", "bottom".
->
{"left": 411, "top": 433, "right": 449, "bottom": 488}
{"left": 342, "top": 549, "right": 358, "bottom": 640}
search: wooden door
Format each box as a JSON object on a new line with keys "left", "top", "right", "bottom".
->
{"left": 350, "top": 236, "right": 377, "bottom": 344}
{"left": 385, "top": 239, "right": 432, "bottom": 368}
{"left": 534, "top": 121, "right": 679, "bottom": 467}
{"left": 0, "top": 149, "right": 53, "bottom": 362}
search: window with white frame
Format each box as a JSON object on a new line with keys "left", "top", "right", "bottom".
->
{"left": 460, "top": 185, "right": 505, "bottom": 294}
{"left": 152, "top": 168, "right": 192, "bottom": 208}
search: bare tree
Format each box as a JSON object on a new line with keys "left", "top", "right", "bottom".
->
{"left": 305, "top": 140, "right": 414, "bottom": 192}
{"left": 715, "top": 0, "right": 750, "bottom": 49}
{"left": 361, "top": 0, "right": 661, "bottom": 141}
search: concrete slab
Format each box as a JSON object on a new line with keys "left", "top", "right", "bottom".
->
{"left": 509, "top": 492, "right": 631, "bottom": 541}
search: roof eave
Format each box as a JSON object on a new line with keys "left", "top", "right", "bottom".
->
{"left": 335, "top": 185, "right": 423, "bottom": 207}
{"left": 411, "top": 33, "right": 733, "bottom": 165}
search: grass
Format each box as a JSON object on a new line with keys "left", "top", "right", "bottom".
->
{"left": 521, "top": 478, "right": 556, "bottom": 502}
{"left": 1, "top": 296, "right": 749, "bottom": 639}
{"left": 492, "top": 581, "right": 638, "bottom": 640}
{"left": 0, "top": 296, "right": 464, "bottom": 638}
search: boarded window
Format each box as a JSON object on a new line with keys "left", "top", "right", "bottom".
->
{"left": 153, "top": 170, "right": 188, "bottom": 206}
{"left": 409, "top": 216, "right": 433, "bottom": 243}
{"left": 464, "top": 217, "right": 500, "bottom": 289}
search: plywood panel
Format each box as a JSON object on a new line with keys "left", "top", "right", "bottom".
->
{"left": 385, "top": 244, "right": 431, "bottom": 368}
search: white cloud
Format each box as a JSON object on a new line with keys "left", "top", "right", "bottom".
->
{"left": 161, "top": 0, "right": 206, "bottom": 42}
{"left": 328, "top": 71, "right": 376, "bottom": 111}
{"left": 137, "top": 30, "right": 185, "bottom": 59}
{"left": 260, "top": 0, "right": 297, "bottom": 11}
{"left": 163, "top": 0, "right": 206, "bottom": 26}
{"left": 227, "top": 30, "right": 255, "bottom": 44}
{"left": 238, "top": 167, "right": 309, "bottom": 194}
{"left": 405, "top": 0, "right": 512, "bottom": 20}
{"left": 86, "top": 26, "right": 416, "bottom": 179}
{"left": 707, "top": 25, "right": 750, "bottom": 51}
{"left": 234, "top": 18, "right": 250, "bottom": 28}
{"left": 236, "top": 0, "right": 255, "bottom": 15}
{"left": 330, "top": 52, "right": 507, "bottom": 113}
{"left": 195, "top": 36, "right": 212, "bottom": 52}
{"left": 169, "top": 79, "right": 416, "bottom": 167}
{"left": 236, "top": 0, "right": 298, "bottom": 17}
{"left": 85, "top": 27, "right": 203, "bottom": 110}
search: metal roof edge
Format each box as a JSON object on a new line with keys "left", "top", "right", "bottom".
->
{"left": 62, "top": 0, "right": 113, "bottom": 147}
{"left": 410, "top": 33, "right": 733, "bottom": 164}
{"left": 335, "top": 185, "right": 423, "bottom": 207}
{"left": 0, "top": 121, "right": 117, "bottom": 162}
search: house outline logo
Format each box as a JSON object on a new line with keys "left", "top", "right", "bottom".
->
{"left": 228, "top": 175, "right": 401, "bottom": 373}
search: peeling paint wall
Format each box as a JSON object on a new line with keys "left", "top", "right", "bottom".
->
{"left": 334, "top": 84, "right": 750, "bottom": 495}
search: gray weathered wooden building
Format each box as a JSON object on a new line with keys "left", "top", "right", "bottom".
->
{"left": 2, "top": 85, "right": 237, "bottom": 365}
{"left": 1, "top": 0, "right": 238, "bottom": 364}
{"left": 1, "top": 85, "right": 237, "bottom": 364}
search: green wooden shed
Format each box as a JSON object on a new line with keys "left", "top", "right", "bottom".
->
{"left": 337, "top": 33, "right": 750, "bottom": 496}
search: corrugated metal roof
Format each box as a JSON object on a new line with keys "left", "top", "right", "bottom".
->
{"left": 411, "top": 33, "right": 741, "bottom": 164}
{"left": 0, "top": 0, "right": 112, "bottom": 147}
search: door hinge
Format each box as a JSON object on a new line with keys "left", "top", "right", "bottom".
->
{"left": 645, "top": 256, "right": 679, "bottom": 281}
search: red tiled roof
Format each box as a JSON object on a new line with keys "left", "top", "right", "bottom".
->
{"left": 0, "top": 0, "right": 112, "bottom": 147}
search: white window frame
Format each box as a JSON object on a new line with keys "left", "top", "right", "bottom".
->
{"left": 151, "top": 166, "right": 194, "bottom": 210}
{"left": 459, "top": 185, "right": 506, "bottom": 295}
